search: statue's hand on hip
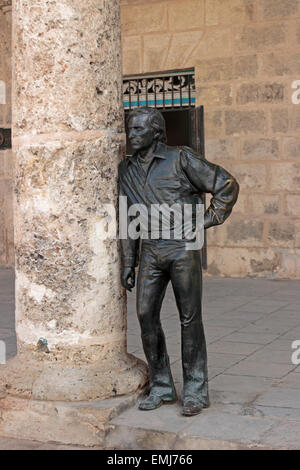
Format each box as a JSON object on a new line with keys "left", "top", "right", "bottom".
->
{"left": 121, "top": 267, "right": 135, "bottom": 292}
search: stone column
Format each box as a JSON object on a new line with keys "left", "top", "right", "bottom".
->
{"left": 1, "top": 0, "right": 147, "bottom": 401}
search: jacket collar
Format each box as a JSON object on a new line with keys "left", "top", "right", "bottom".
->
{"left": 125, "top": 141, "right": 167, "bottom": 166}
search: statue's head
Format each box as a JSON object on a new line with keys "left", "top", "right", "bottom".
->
{"left": 127, "top": 107, "right": 167, "bottom": 152}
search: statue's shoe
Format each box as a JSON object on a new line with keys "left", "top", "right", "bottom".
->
{"left": 182, "top": 396, "right": 209, "bottom": 416}
{"left": 139, "top": 393, "right": 177, "bottom": 411}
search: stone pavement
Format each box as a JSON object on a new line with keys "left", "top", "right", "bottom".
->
{"left": 0, "top": 268, "right": 300, "bottom": 449}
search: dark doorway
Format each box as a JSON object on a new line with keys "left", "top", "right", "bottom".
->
{"left": 163, "top": 109, "right": 190, "bottom": 147}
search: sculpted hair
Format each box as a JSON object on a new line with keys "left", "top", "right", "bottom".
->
{"left": 127, "top": 107, "right": 167, "bottom": 143}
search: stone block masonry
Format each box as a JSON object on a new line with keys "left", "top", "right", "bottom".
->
{"left": 121, "top": 0, "right": 300, "bottom": 279}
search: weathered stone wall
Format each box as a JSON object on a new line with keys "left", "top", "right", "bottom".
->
{"left": 0, "top": 0, "right": 13, "bottom": 266}
{"left": 121, "top": 0, "right": 300, "bottom": 279}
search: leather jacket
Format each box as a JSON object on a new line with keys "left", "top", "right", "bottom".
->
{"left": 118, "top": 142, "right": 239, "bottom": 268}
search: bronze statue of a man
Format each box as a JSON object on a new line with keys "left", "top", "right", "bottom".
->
{"left": 118, "top": 107, "right": 239, "bottom": 416}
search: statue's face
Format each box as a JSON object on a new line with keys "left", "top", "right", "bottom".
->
{"left": 128, "top": 114, "right": 156, "bottom": 152}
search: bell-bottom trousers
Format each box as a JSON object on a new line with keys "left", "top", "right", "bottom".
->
{"left": 136, "top": 239, "right": 209, "bottom": 405}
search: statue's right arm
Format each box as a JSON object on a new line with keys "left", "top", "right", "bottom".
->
{"left": 118, "top": 168, "right": 139, "bottom": 291}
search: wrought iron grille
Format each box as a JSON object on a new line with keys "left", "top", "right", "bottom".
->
{"left": 123, "top": 69, "right": 195, "bottom": 110}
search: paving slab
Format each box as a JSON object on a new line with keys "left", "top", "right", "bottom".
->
{"left": 208, "top": 340, "right": 263, "bottom": 355}
{"left": 269, "top": 313, "right": 300, "bottom": 326}
{"left": 254, "top": 388, "right": 300, "bottom": 409}
{"left": 246, "top": 348, "right": 294, "bottom": 365}
{"left": 276, "top": 372, "right": 300, "bottom": 389}
{"left": 280, "top": 305, "right": 300, "bottom": 313}
{"left": 280, "top": 327, "right": 300, "bottom": 340}
{"left": 176, "top": 410, "right": 275, "bottom": 445}
{"left": 258, "top": 421, "right": 300, "bottom": 450}
{"left": 221, "top": 332, "right": 280, "bottom": 345}
{"left": 0, "top": 328, "right": 14, "bottom": 339}
{"left": 236, "top": 304, "right": 286, "bottom": 314}
{"left": 0, "top": 437, "right": 94, "bottom": 450}
{"left": 225, "top": 360, "right": 296, "bottom": 378}
{"left": 209, "top": 374, "right": 274, "bottom": 393}
{"left": 211, "top": 389, "right": 266, "bottom": 406}
{"left": 219, "top": 311, "right": 267, "bottom": 321}
{"left": 264, "top": 339, "right": 297, "bottom": 351}
{"left": 109, "top": 401, "right": 193, "bottom": 434}
{"left": 207, "top": 352, "right": 247, "bottom": 368}
{"left": 252, "top": 406, "right": 300, "bottom": 421}
{"left": 204, "top": 317, "right": 251, "bottom": 328}
{"left": 239, "top": 323, "right": 294, "bottom": 336}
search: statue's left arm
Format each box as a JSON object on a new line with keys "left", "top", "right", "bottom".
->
{"left": 180, "top": 147, "right": 239, "bottom": 229}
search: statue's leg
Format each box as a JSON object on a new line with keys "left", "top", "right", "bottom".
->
{"left": 170, "top": 247, "right": 210, "bottom": 412}
{"left": 136, "top": 243, "right": 176, "bottom": 405}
